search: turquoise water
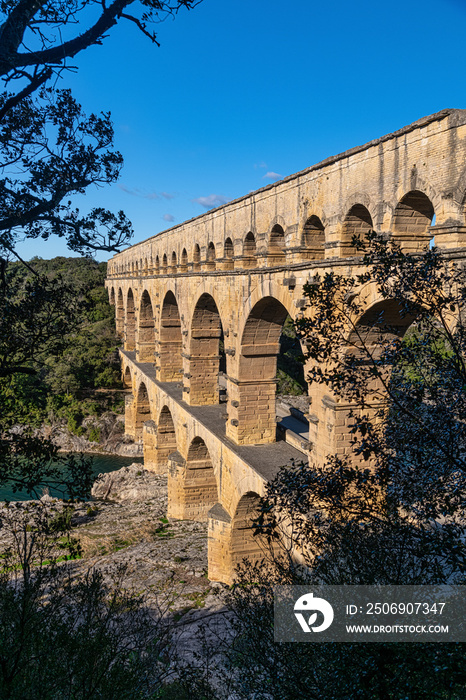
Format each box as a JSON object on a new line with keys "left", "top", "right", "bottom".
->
{"left": 0, "top": 453, "right": 143, "bottom": 502}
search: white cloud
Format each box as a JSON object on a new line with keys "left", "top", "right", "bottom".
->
{"left": 161, "top": 192, "right": 175, "bottom": 200}
{"left": 262, "top": 171, "right": 282, "bottom": 180}
{"left": 254, "top": 161, "right": 267, "bottom": 169}
{"left": 193, "top": 194, "right": 229, "bottom": 209}
{"left": 163, "top": 214, "right": 175, "bottom": 222}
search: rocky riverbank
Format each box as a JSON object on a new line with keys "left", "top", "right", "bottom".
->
{"left": 0, "top": 464, "right": 230, "bottom": 652}
{"left": 40, "top": 411, "right": 143, "bottom": 457}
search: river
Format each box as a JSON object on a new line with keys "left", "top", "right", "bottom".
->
{"left": 0, "top": 453, "right": 143, "bottom": 502}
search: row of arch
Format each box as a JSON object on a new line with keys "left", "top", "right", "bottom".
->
{"left": 112, "top": 284, "right": 298, "bottom": 387}
{"left": 109, "top": 190, "right": 437, "bottom": 276}
{"left": 124, "top": 381, "right": 264, "bottom": 571}
{"left": 114, "top": 283, "right": 304, "bottom": 445}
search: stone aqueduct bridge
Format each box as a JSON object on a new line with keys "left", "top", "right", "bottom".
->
{"left": 106, "top": 109, "right": 466, "bottom": 583}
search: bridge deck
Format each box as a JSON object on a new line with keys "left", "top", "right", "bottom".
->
{"left": 121, "top": 350, "right": 307, "bottom": 483}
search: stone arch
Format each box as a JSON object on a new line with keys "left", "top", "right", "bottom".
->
{"left": 349, "top": 298, "right": 417, "bottom": 349}
{"left": 206, "top": 242, "right": 216, "bottom": 271}
{"left": 159, "top": 291, "right": 183, "bottom": 381}
{"left": 229, "top": 296, "right": 296, "bottom": 445}
{"left": 116, "top": 288, "right": 124, "bottom": 338}
{"left": 171, "top": 251, "right": 177, "bottom": 273}
{"left": 239, "top": 281, "right": 297, "bottom": 337}
{"left": 155, "top": 256, "right": 160, "bottom": 274}
{"left": 392, "top": 190, "right": 435, "bottom": 251}
{"left": 187, "top": 293, "right": 224, "bottom": 405}
{"left": 157, "top": 405, "right": 177, "bottom": 466}
{"left": 193, "top": 244, "right": 201, "bottom": 271}
{"left": 122, "top": 365, "right": 132, "bottom": 388}
{"left": 243, "top": 231, "right": 257, "bottom": 268}
{"left": 302, "top": 215, "right": 325, "bottom": 260}
{"left": 137, "top": 290, "right": 155, "bottom": 362}
{"left": 162, "top": 254, "right": 168, "bottom": 273}
{"left": 224, "top": 237, "right": 233, "bottom": 259}
{"left": 267, "top": 224, "right": 286, "bottom": 265}
{"left": 231, "top": 492, "right": 263, "bottom": 574}
{"left": 341, "top": 204, "right": 373, "bottom": 255}
{"left": 223, "top": 237, "right": 234, "bottom": 270}
{"left": 109, "top": 287, "right": 115, "bottom": 305}
{"left": 135, "top": 381, "right": 151, "bottom": 439}
{"left": 125, "top": 288, "right": 136, "bottom": 351}
{"left": 317, "top": 296, "right": 422, "bottom": 465}
{"left": 170, "top": 437, "right": 219, "bottom": 521}
{"left": 180, "top": 248, "right": 188, "bottom": 272}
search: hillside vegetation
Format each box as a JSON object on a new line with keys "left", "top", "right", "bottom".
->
{"left": 1, "top": 257, "right": 123, "bottom": 441}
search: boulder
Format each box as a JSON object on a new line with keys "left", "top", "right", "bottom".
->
{"left": 91, "top": 463, "right": 164, "bottom": 503}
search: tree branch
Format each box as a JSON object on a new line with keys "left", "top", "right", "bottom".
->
{"left": 0, "top": 67, "right": 51, "bottom": 122}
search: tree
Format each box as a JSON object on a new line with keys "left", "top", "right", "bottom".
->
{"left": 209, "top": 235, "right": 466, "bottom": 699}
{"left": 251, "top": 233, "right": 466, "bottom": 585}
{"left": 0, "top": 0, "right": 201, "bottom": 260}
{"left": 0, "top": 500, "right": 174, "bottom": 698}
{"left": 0, "top": 0, "right": 202, "bottom": 495}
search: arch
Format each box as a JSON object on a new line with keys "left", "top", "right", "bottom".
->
{"left": 223, "top": 237, "right": 234, "bottom": 270}
{"left": 206, "top": 242, "right": 216, "bottom": 271}
{"left": 109, "top": 287, "right": 115, "bottom": 305}
{"left": 162, "top": 254, "right": 168, "bottom": 273}
{"left": 180, "top": 248, "right": 188, "bottom": 272}
{"left": 182, "top": 437, "right": 219, "bottom": 521}
{"left": 229, "top": 296, "right": 296, "bottom": 445}
{"left": 193, "top": 244, "right": 201, "bottom": 271}
{"left": 171, "top": 251, "right": 177, "bottom": 273}
{"left": 157, "top": 405, "right": 177, "bottom": 466}
{"left": 267, "top": 224, "right": 286, "bottom": 265}
{"left": 116, "top": 288, "right": 124, "bottom": 338}
{"left": 155, "top": 256, "right": 160, "bottom": 274}
{"left": 134, "top": 381, "right": 151, "bottom": 439}
{"left": 122, "top": 365, "right": 132, "bottom": 388}
{"left": 241, "top": 296, "right": 290, "bottom": 354}
{"left": 302, "top": 215, "right": 325, "bottom": 260}
{"left": 224, "top": 237, "right": 233, "bottom": 259}
{"left": 341, "top": 204, "right": 373, "bottom": 255}
{"left": 243, "top": 232, "right": 257, "bottom": 268}
{"left": 159, "top": 291, "right": 183, "bottom": 381}
{"left": 187, "top": 293, "right": 224, "bottom": 405}
{"left": 319, "top": 296, "right": 423, "bottom": 468}
{"left": 125, "top": 288, "right": 136, "bottom": 351}
{"left": 137, "top": 290, "right": 155, "bottom": 362}
{"left": 392, "top": 190, "right": 435, "bottom": 250}
{"left": 231, "top": 492, "right": 263, "bottom": 574}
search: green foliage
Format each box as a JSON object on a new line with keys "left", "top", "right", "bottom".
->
{"left": 0, "top": 256, "right": 122, "bottom": 433}
{"left": 198, "top": 236, "right": 466, "bottom": 699}
{"left": 277, "top": 315, "right": 307, "bottom": 395}
{"left": 0, "top": 502, "right": 172, "bottom": 699}
{"left": 88, "top": 426, "right": 101, "bottom": 443}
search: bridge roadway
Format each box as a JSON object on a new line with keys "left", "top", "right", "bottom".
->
{"left": 121, "top": 350, "right": 305, "bottom": 582}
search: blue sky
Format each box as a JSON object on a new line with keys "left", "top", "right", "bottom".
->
{"left": 18, "top": 0, "right": 466, "bottom": 261}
